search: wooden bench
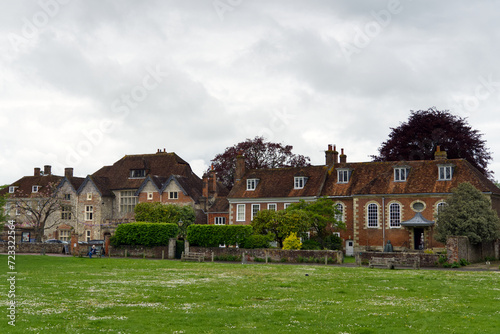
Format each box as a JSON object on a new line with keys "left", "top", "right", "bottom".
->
{"left": 181, "top": 252, "right": 205, "bottom": 262}
{"left": 369, "top": 257, "right": 395, "bottom": 269}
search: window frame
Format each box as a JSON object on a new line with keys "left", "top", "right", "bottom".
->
{"left": 32, "top": 185, "right": 40, "bottom": 193}
{"left": 85, "top": 205, "right": 93, "bottom": 221}
{"left": 61, "top": 205, "right": 72, "bottom": 220}
{"left": 251, "top": 204, "right": 260, "bottom": 220}
{"left": 337, "top": 169, "right": 350, "bottom": 183}
{"left": 120, "top": 190, "right": 138, "bottom": 213}
{"left": 236, "top": 204, "right": 246, "bottom": 222}
{"left": 394, "top": 167, "right": 409, "bottom": 182}
{"left": 389, "top": 202, "right": 401, "bottom": 228}
{"left": 294, "top": 177, "right": 306, "bottom": 189}
{"left": 246, "top": 178, "right": 259, "bottom": 191}
{"left": 335, "top": 203, "right": 344, "bottom": 223}
{"left": 438, "top": 165, "right": 453, "bottom": 181}
{"left": 367, "top": 203, "right": 378, "bottom": 228}
{"left": 214, "top": 217, "right": 226, "bottom": 225}
{"left": 267, "top": 203, "right": 277, "bottom": 211}
{"left": 130, "top": 169, "right": 146, "bottom": 178}
{"left": 169, "top": 191, "right": 179, "bottom": 200}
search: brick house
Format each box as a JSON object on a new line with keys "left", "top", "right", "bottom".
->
{"left": 227, "top": 145, "right": 500, "bottom": 254}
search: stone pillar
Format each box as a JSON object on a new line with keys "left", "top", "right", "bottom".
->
{"left": 184, "top": 240, "right": 190, "bottom": 254}
{"left": 104, "top": 234, "right": 111, "bottom": 256}
{"left": 168, "top": 238, "right": 176, "bottom": 259}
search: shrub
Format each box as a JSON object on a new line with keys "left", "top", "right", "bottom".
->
{"left": 451, "top": 261, "right": 461, "bottom": 268}
{"left": 242, "top": 234, "right": 272, "bottom": 249}
{"left": 438, "top": 254, "right": 448, "bottom": 265}
{"left": 187, "top": 225, "right": 253, "bottom": 247}
{"left": 282, "top": 232, "right": 302, "bottom": 250}
{"left": 301, "top": 239, "right": 322, "bottom": 250}
{"left": 324, "top": 234, "right": 342, "bottom": 250}
{"left": 459, "top": 258, "right": 470, "bottom": 266}
{"left": 424, "top": 249, "right": 434, "bottom": 254}
{"left": 112, "top": 222, "right": 179, "bottom": 247}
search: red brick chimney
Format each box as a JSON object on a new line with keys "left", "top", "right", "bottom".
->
{"left": 325, "top": 144, "right": 335, "bottom": 166}
{"left": 34, "top": 167, "right": 41, "bottom": 176}
{"left": 235, "top": 152, "right": 245, "bottom": 183}
{"left": 434, "top": 145, "right": 447, "bottom": 160}
{"left": 44, "top": 165, "right": 52, "bottom": 175}
{"left": 65, "top": 167, "right": 74, "bottom": 178}
{"left": 211, "top": 165, "right": 217, "bottom": 196}
{"left": 339, "top": 148, "right": 347, "bottom": 164}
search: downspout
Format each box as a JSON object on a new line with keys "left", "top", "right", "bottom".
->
{"left": 382, "top": 197, "right": 385, "bottom": 249}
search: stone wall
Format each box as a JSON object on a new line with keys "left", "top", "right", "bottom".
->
{"left": 107, "top": 238, "right": 176, "bottom": 259}
{"left": 0, "top": 242, "right": 67, "bottom": 254}
{"left": 356, "top": 251, "right": 440, "bottom": 267}
{"left": 188, "top": 245, "right": 343, "bottom": 264}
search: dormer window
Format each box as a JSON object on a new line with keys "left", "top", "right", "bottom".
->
{"left": 130, "top": 169, "right": 146, "bottom": 178}
{"left": 294, "top": 176, "right": 307, "bottom": 189}
{"left": 337, "top": 169, "right": 351, "bottom": 183}
{"left": 32, "top": 185, "right": 40, "bottom": 193}
{"left": 8, "top": 186, "right": 17, "bottom": 194}
{"left": 438, "top": 165, "right": 453, "bottom": 181}
{"left": 394, "top": 167, "right": 409, "bottom": 182}
{"left": 246, "top": 178, "right": 259, "bottom": 191}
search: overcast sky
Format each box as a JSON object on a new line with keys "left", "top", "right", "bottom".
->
{"left": 2, "top": 0, "right": 500, "bottom": 185}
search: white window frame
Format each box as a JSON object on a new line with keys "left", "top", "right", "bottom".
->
{"left": 394, "top": 167, "right": 408, "bottom": 182}
{"left": 367, "top": 203, "right": 378, "bottom": 228}
{"left": 59, "top": 230, "right": 70, "bottom": 242}
{"left": 284, "top": 203, "right": 292, "bottom": 209}
{"left": 294, "top": 177, "right": 306, "bottom": 189}
{"left": 214, "top": 217, "right": 226, "bottom": 225}
{"left": 251, "top": 204, "right": 260, "bottom": 220}
{"left": 86, "top": 230, "right": 91, "bottom": 242}
{"left": 437, "top": 201, "right": 447, "bottom": 215}
{"left": 335, "top": 203, "right": 344, "bottom": 222}
{"left": 32, "top": 185, "right": 40, "bottom": 193}
{"left": 61, "top": 205, "right": 72, "bottom": 220}
{"left": 337, "top": 169, "right": 350, "bottom": 183}
{"left": 267, "top": 203, "right": 277, "bottom": 211}
{"left": 120, "top": 191, "right": 138, "bottom": 213}
{"left": 147, "top": 192, "right": 153, "bottom": 200}
{"left": 64, "top": 194, "right": 71, "bottom": 200}
{"left": 246, "top": 179, "right": 258, "bottom": 191}
{"left": 236, "top": 204, "right": 246, "bottom": 222}
{"left": 87, "top": 193, "right": 92, "bottom": 201}
{"left": 169, "top": 191, "right": 178, "bottom": 199}
{"left": 130, "top": 169, "right": 146, "bottom": 178}
{"left": 8, "top": 186, "right": 16, "bottom": 194}
{"left": 438, "top": 165, "right": 453, "bottom": 181}
{"left": 389, "top": 202, "right": 401, "bottom": 228}
{"left": 85, "top": 205, "right": 93, "bottom": 221}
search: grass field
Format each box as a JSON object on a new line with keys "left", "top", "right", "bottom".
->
{"left": 1, "top": 255, "right": 500, "bottom": 334}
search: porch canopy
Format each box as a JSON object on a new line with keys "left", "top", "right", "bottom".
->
{"left": 400, "top": 212, "right": 435, "bottom": 227}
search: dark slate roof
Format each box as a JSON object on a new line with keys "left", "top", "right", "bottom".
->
{"left": 401, "top": 212, "right": 435, "bottom": 227}
{"left": 320, "top": 159, "right": 500, "bottom": 197}
{"left": 91, "top": 152, "right": 202, "bottom": 198}
{"left": 58, "top": 176, "right": 86, "bottom": 193}
{"left": 228, "top": 165, "right": 328, "bottom": 199}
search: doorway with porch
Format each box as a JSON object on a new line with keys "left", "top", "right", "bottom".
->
{"left": 414, "top": 228, "right": 425, "bottom": 250}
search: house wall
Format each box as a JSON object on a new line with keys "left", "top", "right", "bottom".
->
{"left": 207, "top": 212, "right": 229, "bottom": 225}
{"left": 77, "top": 182, "right": 103, "bottom": 241}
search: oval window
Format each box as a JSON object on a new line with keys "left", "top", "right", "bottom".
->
{"left": 412, "top": 202, "right": 425, "bottom": 211}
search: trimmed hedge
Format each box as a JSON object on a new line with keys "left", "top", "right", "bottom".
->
{"left": 111, "top": 222, "right": 179, "bottom": 247}
{"left": 187, "top": 225, "right": 253, "bottom": 247}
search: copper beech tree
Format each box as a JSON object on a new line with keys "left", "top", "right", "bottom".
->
{"left": 210, "top": 136, "right": 310, "bottom": 189}
{"left": 372, "top": 108, "right": 493, "bottom": 177}
{"left": 13, "top": 182, "right": 67, "bottom": 242}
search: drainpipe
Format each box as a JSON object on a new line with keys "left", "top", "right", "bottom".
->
{"left": 382, "top": 197, "right": 386, "bottom": 250}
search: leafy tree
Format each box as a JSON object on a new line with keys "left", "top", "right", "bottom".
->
{"left": 435, "top": 182, "right": 500, "bottom": 245}
{"left": 282, "top": 232, "right": 302, "bottom": 250}
{"left": 210, "top": 136, "right": 310, "bottom": 189}
{"left": 372, "top": 108, "right": 492, "bottom": 177}
{"left": 251, "top": 209, "right": 310, "bottom": 248}
{"left": 286, "top": 198, "right": 345, "bottom": 248}
{"left": 134, "top": 202, "right": 195, "bottom": 239}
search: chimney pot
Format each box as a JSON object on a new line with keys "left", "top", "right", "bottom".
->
{"left": 340, "top": 148, "right": 347, "bottom": 164}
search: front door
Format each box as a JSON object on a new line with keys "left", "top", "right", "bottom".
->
{"left": 345, "top": 240, "right": 354, "bottom": 256}
{"left": 414, "top": 228, "right": 424, "bottom": 250}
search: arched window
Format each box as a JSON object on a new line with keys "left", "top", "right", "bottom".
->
{"left": 367, "top": 203, "right": 378, "bottom": 227}
{"left": 335, "top": 203, "right": 344, "bottom": 222}
{"left": 437, "top": 202, "right": 447, "bottom": 215}
{"left": 389, "top": 203, "right": 401, "bottom": 227}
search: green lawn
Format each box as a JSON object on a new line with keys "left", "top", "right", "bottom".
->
{"left": 1, "top": 255, "right": 499, "bottom": 333}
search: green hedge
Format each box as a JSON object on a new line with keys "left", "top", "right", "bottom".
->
{"left": 187, "top": 225, "right": 253, "bottom": 247}
{"left": 111, "top": 222, "right": 179, "bottom": 247}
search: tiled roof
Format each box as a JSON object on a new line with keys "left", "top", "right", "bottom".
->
{"left": 228, "top": 165, "right": 328, "bottom": 199}
{"left": 207, "top": 197, "right": 229, "bottom": 213}
{"left": 1, "top": 175, "right": 64, "bottom": 198}
{"left": 91, "top": 152, "right": 202, "bottom": 197}
{"left": 321, "top": 159, "right": 500, "bottom": 197}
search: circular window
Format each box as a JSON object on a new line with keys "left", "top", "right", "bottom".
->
{"left": 412, "top": 201, "right": 425, "bottom": 212}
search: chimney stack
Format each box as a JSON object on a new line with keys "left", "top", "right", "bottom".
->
{"left": 44, "top": 165, "right": 52, "bottom": 175}
{"left": 34, "top": 167, "right": 41, "bottom": 176}
{"left": 325, "top": 144, "right": 334, "bottom": 166}
{"left": 65, "top": 167, "right": 74, "bottom": 178}
{"left": 235, "top": 151, "right": 246, "bottom": 183}
{"left": 434, "top": 145, "right": 447, "bottom": 160}
{"left": 339, "top": 148, "right": 347, "bottom": 164}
